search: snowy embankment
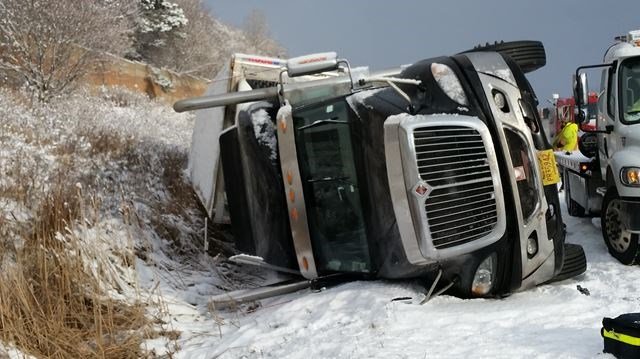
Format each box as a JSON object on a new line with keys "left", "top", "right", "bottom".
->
{"left": 0, "top": 89, "right": 250, "bottom": 358}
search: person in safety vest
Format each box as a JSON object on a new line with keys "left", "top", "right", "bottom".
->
{"left": 552, "top": 119, "right": 578, "bottom": 152}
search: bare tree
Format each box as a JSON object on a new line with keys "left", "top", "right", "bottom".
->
{"left": 0, "top": 0, "right": 135, "bottom": 102}
{"left": 242, "top": 9, "right": 286, "bottom": 58}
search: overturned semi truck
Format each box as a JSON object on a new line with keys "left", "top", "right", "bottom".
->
{"left": 174, "top": 41, "right": 587, "bottom": 299}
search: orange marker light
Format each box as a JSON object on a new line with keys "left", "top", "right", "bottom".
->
{"left": 286, "top": 170, "right": 293, "bottom": 185}
{"left": 302, "top": 256, "right": 309, "bottom": 271}
{"left": 279, "top": 118, "right": 287, "bottom": 133}
{"left": 289, "top": 189, "right": 295, "bottom": 203}
{"left": 291, "top": 207, "right": 299, "bottom": 221}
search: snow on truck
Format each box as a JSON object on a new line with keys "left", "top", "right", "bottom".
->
{"left": 557, "top": 29, "right": 640, "bottom": 264}
{"left": 174, "top": 41, "right": 586, "bottom": 303}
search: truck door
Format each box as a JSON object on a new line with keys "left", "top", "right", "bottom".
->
{"left": 600, "top": 59, "right": 640, "bottom": 178}
{"left": 293, "top": 99, "right": 372, "bottom": 274}
{"left": 599, "top": 66, "right": 617, "bottom": 176}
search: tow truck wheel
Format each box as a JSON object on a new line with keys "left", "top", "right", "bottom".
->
{"left": 464, "top": 40, "right": 546, "bottom": 73}
{"left": 601, "top": 188, "right": 640, "bottom": 265}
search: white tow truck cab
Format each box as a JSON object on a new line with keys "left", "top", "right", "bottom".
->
{"left": 560, "top": 29, "right": 640, "bottom": 264}
{"left": 176, "top": 43, "right": 586, "bottom": 300}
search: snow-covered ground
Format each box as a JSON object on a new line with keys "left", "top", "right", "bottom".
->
{"left": 152, "top": 194, "right": 632, "bottom": 359}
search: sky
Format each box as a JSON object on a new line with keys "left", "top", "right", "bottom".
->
{"left": 205, "top": 0, "right": 639, "bottom": 103}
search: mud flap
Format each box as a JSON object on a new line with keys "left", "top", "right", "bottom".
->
{"left": 550, "top": 243, "right": 587, "bottom": 282}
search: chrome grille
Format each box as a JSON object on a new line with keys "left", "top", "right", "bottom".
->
{"left": 413, "top": 126, "right": 498, "bottom": 249}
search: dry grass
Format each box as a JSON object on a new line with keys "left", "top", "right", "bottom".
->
{"left": 0, "top": 181, "right": 148, "bottom": 359}
{"left": 0, "top": 89, "right": 181, "bottom": 358}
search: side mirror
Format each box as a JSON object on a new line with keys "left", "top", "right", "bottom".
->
{"left": 573, "top": 72, "right": 589, "bottom": 124}
{"left": 573, "top": 72, "right": 589, "bottom": 106}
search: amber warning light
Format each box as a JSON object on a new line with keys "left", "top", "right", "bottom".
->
{"left": 579, "top": 163, "right": 590, "bottom": 173}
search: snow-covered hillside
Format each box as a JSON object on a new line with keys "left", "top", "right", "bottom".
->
{"left": 1, "top": 88, "right": 634, "bottom": 358}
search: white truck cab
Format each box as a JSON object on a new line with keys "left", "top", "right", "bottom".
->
{"left": 559, "top": 30, "right": 640, "bottom": 264}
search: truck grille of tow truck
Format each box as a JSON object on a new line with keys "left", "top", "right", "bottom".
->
{"left": 413, "top": 125, "right": 498, "bottom": 249}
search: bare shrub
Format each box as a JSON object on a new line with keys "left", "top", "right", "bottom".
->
{"left": 0, "top": 0, "right": 136, "bottom": 102}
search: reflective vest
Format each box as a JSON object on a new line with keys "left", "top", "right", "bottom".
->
{"left": 553, "top": 123, "right": 578, "bottom": 151}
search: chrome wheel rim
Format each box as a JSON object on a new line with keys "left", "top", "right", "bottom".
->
{"left": 605, "top": 199, "right": 632, "bottom": 253}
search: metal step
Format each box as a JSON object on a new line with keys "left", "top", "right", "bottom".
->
{"left": 210, "top": 280, "right": 311, "bottom": 309}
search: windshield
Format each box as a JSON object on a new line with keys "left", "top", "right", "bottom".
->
{"left": 620, "top": 57, "right": 640, "bottom": 124}
{"left": 293, "top": 99, "right": 372, "bottom": 274}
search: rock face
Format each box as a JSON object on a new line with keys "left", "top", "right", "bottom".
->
{"left": 83, "top": 52, "right": 208, "bottom": 103}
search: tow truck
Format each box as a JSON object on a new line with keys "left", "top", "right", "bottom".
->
{"left": 557, "top": 29, "right": 640, "bottom": 264}
{"left": 174, "top": 41, "right": 586, "bottom": 305}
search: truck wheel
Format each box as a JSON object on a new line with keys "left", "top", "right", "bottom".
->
{"left": 551, "top": 243, "right": 587, "bottom": 282}
{"left": 465, "top": 40, "right": 546, "bottom": 74}
{"left": 601, "top": 188, "right": 640, "bottom": 265}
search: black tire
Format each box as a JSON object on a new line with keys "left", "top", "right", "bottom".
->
{"left": 551, "top": 243, "right": 587, "bottom": 282}
{"left": 601, "top": 188, "right": 640, "bottom": 265}
{"left": 465, "top": 40, "right": 546, "bottom": 74}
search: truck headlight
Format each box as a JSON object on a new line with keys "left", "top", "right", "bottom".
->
{"left": 526, "top": 234, "right": 538, "bottom": 258}
{"left": 620, "top": 167, "right": 640, "bottom": 186}
{"left": 431, "top": 63, "right": 468, "bottom": 106}
{"left": 471, "top": 254, "right": 497, "bottom": 296}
